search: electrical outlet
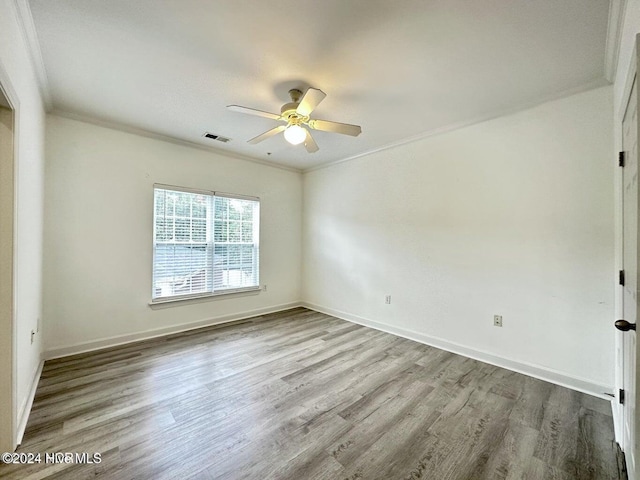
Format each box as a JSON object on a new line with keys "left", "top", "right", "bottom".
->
{"left": 385, "top": 295, "right": 391, "bottom": 304}
{"left": 30, "top": 330, "right": 35, "bottom": 344}
{"left": 263, "top": 284, "right": 267, "bottom": 292}
{"left": 493, "top": 315, "right": 503, "bottom": 327}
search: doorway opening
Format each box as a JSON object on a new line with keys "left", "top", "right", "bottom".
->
{"left": 0, "top": 81, "right": 16, "bottom": 452}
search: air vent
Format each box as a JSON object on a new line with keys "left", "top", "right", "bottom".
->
{"left": 203, "top": 132, "right": 231, "bottom": 143}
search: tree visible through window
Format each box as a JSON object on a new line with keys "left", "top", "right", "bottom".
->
{"left": 152, "top": 186, "right": 259, "bottom": 301}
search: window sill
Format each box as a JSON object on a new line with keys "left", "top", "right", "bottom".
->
{"left": 149, "top": 287, "right": 261, "bottom": 308}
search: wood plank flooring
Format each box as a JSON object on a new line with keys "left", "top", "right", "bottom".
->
{"left": 0, "top": 308, "right": 619, "bottom": 479}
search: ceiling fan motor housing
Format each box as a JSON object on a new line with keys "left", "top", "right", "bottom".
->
{"left": 280, "top": 102, "right": 299, "bottom": 117}
{"left": 281, "top": 89, "right": 306, "bottom": 123}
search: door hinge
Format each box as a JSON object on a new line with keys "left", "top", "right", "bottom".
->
{"left": 620, "top": 270, "right": 625, "bottom": 286}
{"left": 619, "top": 151, "right": 626, "bottom": 167}
{"left": 620, "top": 388, "right": 625, "bottom": 405}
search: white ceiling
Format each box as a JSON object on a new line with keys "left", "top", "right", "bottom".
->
{"left": 28, "top": 0, "right": 612, "bottom": 171}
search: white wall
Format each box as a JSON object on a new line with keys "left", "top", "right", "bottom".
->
{"left": 302, "top": 86, "right": 614, "bottom": 394}
{"left": 43, "top": 115, "right": 302, "bottom": 355}
{"left": 0, "top": 0, "right": 46, "bottom": 449}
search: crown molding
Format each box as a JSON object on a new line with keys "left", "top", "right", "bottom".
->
{"left": 51, "top": 109, "right": 303, "bottom": 174}
{"left": 605, "top": 0, "right": 627, "bottom": 82}
{"left": 12, "top": 0, "right": 52, "bottom": 110}
{"left": 304, "top": 79, "right": 609, "bottom": 174}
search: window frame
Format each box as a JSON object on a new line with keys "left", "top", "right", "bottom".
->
{"left": 150, "top": 184, "right": 261, "bottom": 304}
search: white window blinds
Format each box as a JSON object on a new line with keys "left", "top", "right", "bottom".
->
{"left": 152, "top": 186, "right": 260, "bottom": 301}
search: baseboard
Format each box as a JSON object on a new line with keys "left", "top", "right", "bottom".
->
{"left": 302, "top": 302, "right": 614, "bottom": 401}
{"left": 43, "top": 302, "right": 302, "bottom": 360}
{"left": 16, "top": 359, "right": 43, "bottom": 445}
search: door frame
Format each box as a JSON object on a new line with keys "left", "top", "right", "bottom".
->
{"left": 615, "top": 33, "right": 640, "bottom": 473}
{"left": 0, "top": 59, "right": 19, "bottom": 452}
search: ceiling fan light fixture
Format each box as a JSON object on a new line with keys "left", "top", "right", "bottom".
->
{"left": 284, "top": 124, "right": 306, "bottom": 145}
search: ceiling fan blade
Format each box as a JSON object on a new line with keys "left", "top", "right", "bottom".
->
{"left": 309, "top": 119, "right": 362, "bottom": 137}
{"left": 227, "top": 105, "right": 281, "bottom": 121}
{"left": 304, "top": 129, "right": 319, "bottom": 153}
{"left": 247, "top": 125, "right": 286, "bottom": 144}
{"left": 296, "top": 88, "right": 326, "bottom": 116}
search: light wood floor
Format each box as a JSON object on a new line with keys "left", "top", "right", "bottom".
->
{"left": 0, "top": 308, "right": 618, "bottom": 479}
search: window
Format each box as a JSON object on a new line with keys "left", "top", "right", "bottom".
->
{"left": 152, "top": 185, "right": 260, "bottom": 302}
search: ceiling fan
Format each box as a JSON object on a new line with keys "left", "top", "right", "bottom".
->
{"left": 227, "top": 87, "right": 362, "bottom": 153}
